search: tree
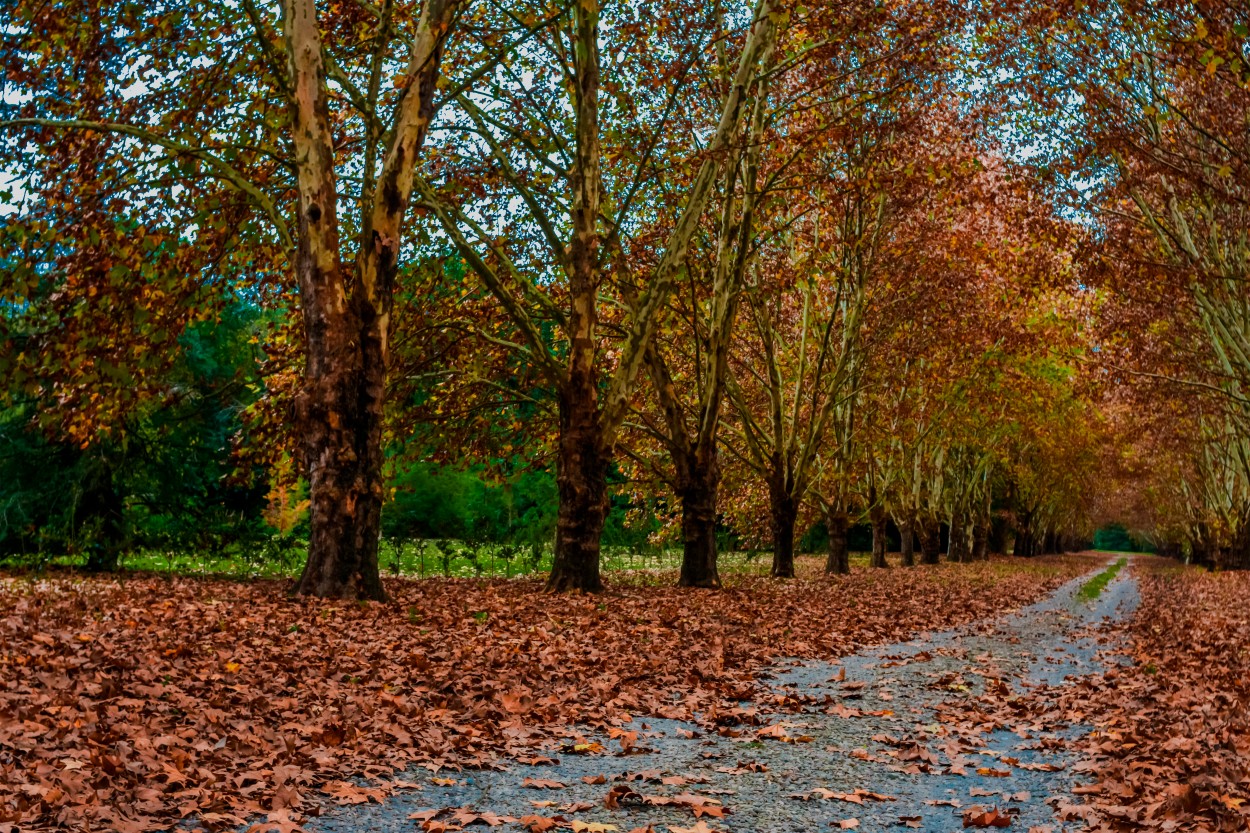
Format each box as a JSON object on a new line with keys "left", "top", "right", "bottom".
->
{"left": 2, "top": 0, "right": 464, "bottom": 597}
{"left": 415, "top": 0, "right": 781, "bottom": 590}
{"left": 0, "top": 304, "right": 272, "bottom": 568}
{"left": 990, "top": 0, "right": 1250, "bottom": 565}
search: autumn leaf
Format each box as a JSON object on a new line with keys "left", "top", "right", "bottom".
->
{"left": 962, "top": 807, "right": 1013, "bottom": 828}
{"left": 522, "top": 778, "right": 567, "bottom": 790}
{"left": 603, "top": 785, "right": 642, "bottom": 809}
{"left": 975, "top": 768, "right": 1011, "bottom": 778}
{"left": 570, "top": 821, "right": 618, "bottom": 832}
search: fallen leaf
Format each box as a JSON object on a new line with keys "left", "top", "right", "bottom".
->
{"left": 962, "top": 806, "right": 1013, "bottom": 828}
{"left": 523, "top": 778, "right": 567, "bottom": 790}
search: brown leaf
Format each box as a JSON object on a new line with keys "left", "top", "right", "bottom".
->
{"left": 962, "top": 807, "right": 1014, "bottom": 828}
{"left": 522, "top": 778, "right": 567, "bottom": 790}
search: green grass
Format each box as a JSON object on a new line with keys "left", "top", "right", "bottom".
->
{"left": 25, "top": 543, "right": 877, "bottom": 583}
{"left": 17, "top": 545, "right": 1069, "bottom": 586}
{"left": 1077, "top": 557, "right": 1128, "bottom": 601}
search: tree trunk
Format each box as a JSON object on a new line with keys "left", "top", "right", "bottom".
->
{"left": 1014, "top": 511, "right": 1035, "bottom": 558}
{"left": 770, "top": 484, "right": 798, "bottom": 578}
{"left": 870, "top": 504, "right": 889, "bottom": 568}
{"left": 547, "top": 379, "right": 608, "bottom": 592}
{"left": 1219, "top": 519, "right": 1250, "bottom": 570}
{"left": 988, "top": 513, "right": 1008, "bottom": 555}
{"left": 825, "top": 507, "right": 850, "bottom": 574}
{"left": 1191, "top": 540, "right": 1213, "bottom": 568}
{"left": 972, "top": 521, "right": 989, "bottom": 561}
{"left": 947, "top": 508, "right": 970, "bottom": 562}
{"left": 919, "top": 520, "right": 941, "bottom": 565}
{"left": 678, "top": 453, "right": 721, "bottom": 588}
{"left": 79, "top": 454, "right": 124, "bottom": 573}
{"left": 898, "top": 515, "right": 915, "bottom": 567}
{"left": 284, "top": 0, "right": 460, "bottom": 600}
{"left": 547, "top": 0, "right": 607, "bottom": 594}
{"left": 295, "top": 349, "right": 388, "bottom": 599}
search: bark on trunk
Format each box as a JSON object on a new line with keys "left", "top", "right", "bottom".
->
{"left": 284, "top": 0, "right": 459, "bottom": 600}
{"left": 972, "top": 521, "right": 989, "bottom": 561}
{"left": 825, "top": 507, "right": 850, "bottom": 574}
{"left": 79, "top": 455, "right": 124, "bottom": 573}
{"left": 988, "top": 514, "right": 1008, "bottom": 556}
{"left": 678, "top": 456, "right": 721, "bottom": 588}
{"left": 295, "top": 355, "right": 388, "bottom": 599}
{"left": 547, "top": 382, "right": 608, "bottom": 592}
{"left": 545, "top": 0, "right": 608, "bottom": 594}
{"left": 898, "top": 516, "right": 915, "bottom": 567}
{"left": 770, "top": 486, "right": 798, "bottom": 578}
{"left": 1013, "top": 510, "right": 1035, "bottom": 558}
{"left": 870, "top": 505, "right": 889, "bottom": 568}
{"left": 947, "top": 508, "right": 970, "bottom": 563}
{"left": 919, "top": 520, "right": 941, "bottom": 565}
{"left": 1021, "top": 531, "right": 1035, "bottom": 557}
{"left": 1219, "top": 520, "right": 1250, "bottom": 570}
{"left": 1191, "top": 540, "right": 1214, "bottom": 568}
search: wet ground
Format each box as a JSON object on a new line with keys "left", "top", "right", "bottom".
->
{"left": 297, "top": 558, "right": 1137, "bottom": 833}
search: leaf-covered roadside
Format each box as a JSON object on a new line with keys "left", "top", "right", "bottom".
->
{"left": 1054, "top": 563, "right": 1250, "bottom": 832}
{"left": 0, "top": 558, "right": 1084, "bottom": 832}
{"left": 929, "top": 558, "right": 1249, "bottom": 833}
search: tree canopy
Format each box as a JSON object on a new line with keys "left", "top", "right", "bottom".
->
{"left": 2, "top": 0, "right": 1249, "bottom": 592}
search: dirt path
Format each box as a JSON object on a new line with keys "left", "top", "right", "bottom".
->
{"left": 297, "top": 558, "right": 1136, "bottom": 833}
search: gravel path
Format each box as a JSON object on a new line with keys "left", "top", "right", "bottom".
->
{"left": 298, "top": 559, "right": 1137, "bottom": 833}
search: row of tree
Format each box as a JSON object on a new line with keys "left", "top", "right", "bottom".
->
{"left": 1016, "top": 0, "right": 1250, "bottom": 570}
{"left": 1, "top": 0, "right": 1243, "bottom": 597}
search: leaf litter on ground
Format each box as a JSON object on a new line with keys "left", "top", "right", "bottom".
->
{"left": 0, "top": 557, "right": 1091, "bottom": 831}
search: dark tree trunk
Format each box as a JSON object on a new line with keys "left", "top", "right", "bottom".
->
{"left": 825, "top": 507, "right": 850, "bottom": 574}
{"left": 770, "top": 482, "right": 798, "bottom": 578}
{"left": 972, "top": 521, "right": 989, "bottom": 561}
{"left": 285, "top": 0, "right": 460, "bottom": 600}
{"left": 677, "top": 453, "right": 721, "bottom": 588}
{"left": 919, "top": 520, "right": 941, "bottom": 565}
{"left": 1219, "top": 520, "right": 1250, "bottom": 570}
{"left": 870, "top": 504, "right": 889, "bottom": 568}
{"left": 79, "top": 455, "right": 124, "bottom": 573}
{"left": 547, "top": 0, "right": 607, "bottom": 595}
{"left": 1191, "top": 540, "right": 1213, "bottom": 568}
{"left": 547, "top": 380, "right": 608, "bottom": 592}
{"left": 988, "top": 513, "right": 1008, "bottom": 556}
{"left": 1014, "top": 511, "right": 1035, "bottom": 558}
{"left": 898, "top": 516, "right": 915, "bottom": 567}
{"left": 295, "top": 324, "right": 388, "bottom": 600}
{"left": 947, "top": 509, "right": 970, "bottom": 562}
{"left": 1014, "top": 531, "right": 1030, "bottom": 558}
